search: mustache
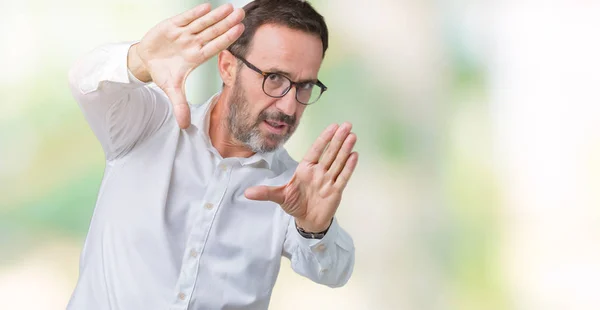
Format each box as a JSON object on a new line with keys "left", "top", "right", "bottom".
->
{"left": 258, "top": 111, "right": 296, "bottom": 126}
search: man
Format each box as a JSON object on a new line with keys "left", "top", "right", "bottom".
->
{"left": 67, "top": 0, "right": 357, "bottom": 309}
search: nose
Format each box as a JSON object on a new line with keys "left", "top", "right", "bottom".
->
{"left": 275, "top": 87, "right": 298, "bottom": 116}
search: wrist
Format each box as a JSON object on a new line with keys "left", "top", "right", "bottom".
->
{"left": 295, "top": 218, "right": 333, "bottom": 240}
{"left": 295, "top": 217, "right": 333, "bottom": 234}
{"left": 127, "top": 43, "right": 152, "bottom": 83}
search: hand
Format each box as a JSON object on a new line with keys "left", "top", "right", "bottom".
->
{"left": 128, "top": 3, "right": 245, "bottom": 128}
{"left": 245, "top": 123, "right": 359, "bottom": 232}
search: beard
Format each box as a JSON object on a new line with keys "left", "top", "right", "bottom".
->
{"left": 227, "top": 77, "right": 297, "bottom": 153}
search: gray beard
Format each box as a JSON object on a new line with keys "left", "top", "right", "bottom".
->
{"left": 226, "top": 79, "right": 297, "bottom": 153}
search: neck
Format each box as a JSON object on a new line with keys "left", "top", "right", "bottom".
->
{"left": 208, "top": 89, "right": 255, "bottom": 159}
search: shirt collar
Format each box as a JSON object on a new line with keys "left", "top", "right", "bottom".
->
{"left": 193, "top": 92, "right": 278, "bottom": 169}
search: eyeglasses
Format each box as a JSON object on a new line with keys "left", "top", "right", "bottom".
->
{"left": 230, "top": 53, "right": 327, "bottom": 105}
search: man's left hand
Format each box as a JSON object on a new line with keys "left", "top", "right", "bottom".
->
{"left": 245, "top": 123, "right": 358, "bottom": 232}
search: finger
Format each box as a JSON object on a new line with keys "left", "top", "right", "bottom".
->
{"left": 186, "top": 3, "right": 234, "bottom": 34}
{"left": 199, "top": 23, "right": 245, "bottom": 60}
{"left": 325, "top": 132, "right": 357, "bottom": 181}
{"left": 195, "top": 8, "right": 245, "bottom": 46}
{"left": 245, "top": 185, "right": 285, "bottom": 205}
{"left": 164, "top": 85, "right": 191, "bottom": 129}
{"left": 172, "top": 3, "right": 212, "bottom": 27}
{"left": 334, "top": 152, "right": 359, "bottom": 190}
{"left": 302, "top": 123, "right": 339, "bottom": 163}
{"left": 319, "top": 122, "right": 352, "bottom": 170}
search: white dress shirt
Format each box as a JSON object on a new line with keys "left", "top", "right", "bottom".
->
{"left": 65, "top": 42, "right": 355, "bottom": 310}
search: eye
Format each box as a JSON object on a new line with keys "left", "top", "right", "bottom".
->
{"left": 299, "top": 83, "right": 315, "bottom": 90}
{"left": 267, "top": 74, "right": 283, "bottom": 82}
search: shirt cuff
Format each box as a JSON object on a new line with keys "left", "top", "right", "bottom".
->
{"left": 77, "top": 41, "right": 145, "bottom": 94}
{"left": 293, "top": 217, "right": 341, "bottom": 252}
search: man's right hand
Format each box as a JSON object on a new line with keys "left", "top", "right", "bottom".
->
{"left": 127, "top": 3, "right": 245, "bottom": 129}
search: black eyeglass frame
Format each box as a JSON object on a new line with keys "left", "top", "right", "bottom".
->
{"left": 230, "top": 52, "right": 328, "bottom": 105}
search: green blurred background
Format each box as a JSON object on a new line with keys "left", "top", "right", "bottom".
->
{"left": 2, "top": 0, "right": 600, "bottom": 309}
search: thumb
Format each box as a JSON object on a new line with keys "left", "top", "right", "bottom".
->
{"left": 245, "top": 185, "right": 285, "bottom": 205}
{"left": 164, "top": 84, "right": 191, "bottom": 129}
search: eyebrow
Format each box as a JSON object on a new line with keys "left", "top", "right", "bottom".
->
{"left": 266, "top": 68, "right": 318, "bottom": 84}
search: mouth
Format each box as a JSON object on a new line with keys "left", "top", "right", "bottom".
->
{"left": 262, "top": 120, "right": 288, "bottom": 135}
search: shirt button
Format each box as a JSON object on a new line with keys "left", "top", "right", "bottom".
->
{"left": 219, "top": 164, "right": 227, "bottom": 171}
{"left": 320, "top": 268, "right": 329, "bottom": 274}
{"left": 316, "top": 244, "right": 326, "bottom": 252}
{"left": 178, "top": 292, "right": 186, "bottom": 300}
{"left": 190, "top": 249, "right": 198, "bottom": 258}
{"left": 204, "top": 203, "right": 214, "bottom": 210}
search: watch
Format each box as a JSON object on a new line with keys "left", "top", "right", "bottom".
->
{"left": 295, "top": 218, "right": 333, "bottom": 240}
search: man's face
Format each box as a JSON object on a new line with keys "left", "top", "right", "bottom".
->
{"left": 227, "top": 24, "right": 324, "bottom": 153}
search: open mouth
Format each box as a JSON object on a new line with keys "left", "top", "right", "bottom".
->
{"left": 263, "top": 120, "right": 288, "bottom": 134}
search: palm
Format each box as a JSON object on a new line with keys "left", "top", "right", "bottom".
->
{"left": 138, "top": 25, "right": 199, "bottom": 93}
{"left": 279, "top": 161, "right": 342, "bottom": 227}
{"left": 133, "top": 3, "right": 245, "bottom": 128}
{"left": 245, "top": 123, "right": 359, "bottom": 232}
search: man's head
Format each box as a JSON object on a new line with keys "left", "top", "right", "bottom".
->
{"left": 218, "top": 0, "right": 328, "bottom": 153}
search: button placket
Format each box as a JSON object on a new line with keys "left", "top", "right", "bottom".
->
{"left": 171, "top": 162, "right": 235, "bottom": 309}
{"left": 171, "top": 200, "right": 215, "bottom": 307}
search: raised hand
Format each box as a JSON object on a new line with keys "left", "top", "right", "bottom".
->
{"left": 245, "top": 123, "right": 359, "bottom": 232}
{"left": 127, "top": 3, "right": 245, "bottom": 128}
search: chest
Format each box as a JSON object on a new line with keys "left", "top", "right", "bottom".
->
{"left": 95, "top": 129, "right": 292, "bottom": 266}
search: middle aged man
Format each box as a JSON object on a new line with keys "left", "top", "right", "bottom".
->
{"left": 67, "top": 0, "right": 358, "bottom": 309}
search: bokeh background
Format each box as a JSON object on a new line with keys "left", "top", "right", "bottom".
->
{"left": 1, "top": 0, "right": 600, "bottom": 309}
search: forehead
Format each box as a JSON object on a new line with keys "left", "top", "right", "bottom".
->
{"left": 245, "top": 24, "right": 324, "bottom": 79}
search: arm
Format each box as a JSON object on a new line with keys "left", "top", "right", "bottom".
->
{"left": 245, "top": 122, "right": 360, "bottom": 286}
{"left": 283, "top": 217, "right": 355, "bottom": 287}
{"left": 68, "top": 42, "right": 171, "bottom": 160}
{"left": 68, "top": 3, "right": 245, "bottom": 159}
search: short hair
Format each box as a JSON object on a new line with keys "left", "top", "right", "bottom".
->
{"left": 227, "top": 0, "right": 329, "bottom": 58}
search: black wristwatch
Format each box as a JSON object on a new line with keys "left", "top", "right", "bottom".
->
{"left": 295, "top": 218, "right": 333, "bottom": 240}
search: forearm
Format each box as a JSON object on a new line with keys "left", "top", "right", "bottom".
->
{"left": 68, "top": 42, "right": 170, "bottom": 160}
{"left": 68, "top": 42, "right": 145, "bottom": 100}
{"left": 285, "top": 217, "right": 355, "bottom": 288}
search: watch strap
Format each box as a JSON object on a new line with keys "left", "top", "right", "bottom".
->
{"left": 295, "top": 218, "right": 333, "bottom": 240}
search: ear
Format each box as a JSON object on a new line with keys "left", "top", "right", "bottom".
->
{"left": 218, "top": 50, "right": 238, "bottom": 87}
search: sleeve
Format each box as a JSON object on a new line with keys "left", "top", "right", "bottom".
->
{"left": 282, "top": 216, "right": 355, "bottom": 288}
{"left": 67, "top": 42, "right": 172, "bottom": 161}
